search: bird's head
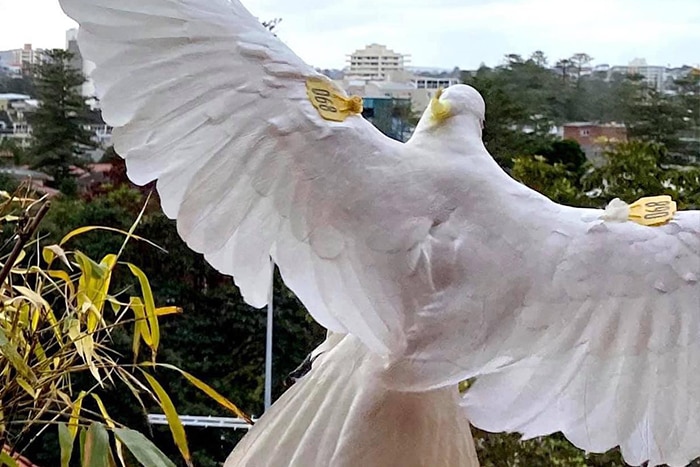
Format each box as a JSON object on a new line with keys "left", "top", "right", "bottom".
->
{"left": 419, "top": 84, "right": 486, "bottom": 137}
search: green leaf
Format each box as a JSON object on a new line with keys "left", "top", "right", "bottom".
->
{"left": 58, "top": 422, "right": 74, "bottom": 467}
{"left": 90, "top": 394, "right": 126, "bottom": 466}
{"left": 79, "top": 427, "right": 87, "bottom": 467}
{"left": 113, "top": 428, "right": 176, "bottom": 467}
{"left": 0, "top": 450, "right": 19, "bottom": 467}
{"left": 83, "top": 422, "right": 110, "bottom": 467}
{"left": 141, "top": 372, "right": 191, "bottom": 466}
{"left": 0, "top": 327, "right": 36, "bottom": 382}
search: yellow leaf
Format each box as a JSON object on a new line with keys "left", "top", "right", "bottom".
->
{"left": 60, "top": 226, "right": 165, "bottom": 252}
{"left": 42, "top": 244, "right": 72, "bottom": 269}
{"left": 17, "top": 378, "right": 36, "bottom": 398}
{"left": 90, "top": 394, "right": 114, "bottom": 428}
{"left": 12, "top": 285, "right": 50, "bottom": 311}
{"left": 48, "top": 269, "right": 76, "bottom": 298}
{"left": 66, "top": 318, "right": 83, "bottom": 359}
{"left": 74, "top": 251, "right": 112, "bottom": 331}
{"left": 145, "top": 363, "right": 252, "bottom": 424}
{"left": 141, "top": 372, "right": 192, "bottom": 466}
{"left": 129, "top": 297, "right": 150, "bottom": 361}
{"left": 69, "top": 392, "right": 87, "bottom": 439}
{"left": 155, "top": 307, "right": 182, "bottom": 317}
{"left": 127, "top": 264, "right": 159, "bottom": 355}
{"left": 107, "top": 297, "right": 122, "bottom": 314}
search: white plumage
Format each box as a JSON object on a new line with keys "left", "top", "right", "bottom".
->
{"left": 59, "top": 0, "right": 700, "bottom": 465}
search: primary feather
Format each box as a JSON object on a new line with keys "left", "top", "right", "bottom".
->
{"left": 59, "top": 0, "right": 700, "bottom": 465}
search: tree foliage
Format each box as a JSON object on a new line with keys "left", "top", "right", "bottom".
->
{"left": 29, "top": 49, "right": 94, "bottom": 191}
{"left": 0, "top": 74, "right": 35, "bottom": 96}
{"left": 462, "top": 51, "right": 699, "bottom": 169}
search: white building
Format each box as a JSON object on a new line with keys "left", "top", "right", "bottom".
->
{"left": 346, "top": 44, "right": 410, "bottom": 81}
{"left": 609, "top": 58, "right": 666, "bottom": 91}
{"left": 412, "top": 76, "right": 460, "bottom": 90}
{"left": 0, "top": 94, "right": 36, "bottom": 148}
{"left": 0, "top": 44, "right": 46, "bottom": 74}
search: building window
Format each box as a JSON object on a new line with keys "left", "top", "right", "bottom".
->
{"left": 580, "top": 129, "right": 590, "bottom": 136}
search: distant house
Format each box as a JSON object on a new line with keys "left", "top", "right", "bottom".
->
{"left": 0, "top": 166, "right": 59, "bottom": 196}
{"left": 0, "top": 94, "right": 36, "bottom": 149}
{"left": 563, "top": 122, "right": 627, "bottom": 162}
{"left": 70, "top": 162, "right": 113, "bottom": 189}
{"left": 0, "top": 162, "right": 117, "bottom": 196}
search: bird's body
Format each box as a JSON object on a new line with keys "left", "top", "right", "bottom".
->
{"left": 225, "top": 333, "right": 479, "bottom": 467}
{"left": 58, "top": 0, "right": 700, "bottom": 465}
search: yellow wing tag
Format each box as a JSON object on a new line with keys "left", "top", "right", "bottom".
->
{"left": 306, "top": 78, "right": 363, "bottom": 122}
{"left": 628, "top": 195, "right": 677, "bottom": 226}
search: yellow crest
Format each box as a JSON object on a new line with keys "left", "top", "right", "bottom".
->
{"left": 430, "top": 88, "right": 451, "bottom": 123}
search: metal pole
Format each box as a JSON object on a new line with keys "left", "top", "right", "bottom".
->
{"left": 264, "top": 259, "right": 274, "bottom": 411}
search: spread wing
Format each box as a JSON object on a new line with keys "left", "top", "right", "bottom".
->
{"left": 458, "top": 210, "right": 700, "bottom": 467}
{"left": 58, "top": 0, "right": 420, "bottom": 353}
{"left": 61, "top": 0, "right": 700, "bottom": 465}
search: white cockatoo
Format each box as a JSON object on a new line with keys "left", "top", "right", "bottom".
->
{"left": 59, "top": 0, "right": 700, "bottom": 466}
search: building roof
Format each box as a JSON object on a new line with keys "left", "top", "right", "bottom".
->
{"left": 0, "top": 167, "right": 53, "bottom": 181}
{"left": 0, "top": 93, "right": 31, "bottom": 101}
{"left": 563, "top": 122, "right": 626, "bottom": 128}
{"left": 373, "top": 82, "right": 415, "bottom": 92}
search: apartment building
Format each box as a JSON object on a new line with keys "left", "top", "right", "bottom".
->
{"left": 346, "top": 44, "right": 410, "bottom": 81}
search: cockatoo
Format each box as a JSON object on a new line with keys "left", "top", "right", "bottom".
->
{"left": 58, "top": 0, "right": 700, "bottom": 466}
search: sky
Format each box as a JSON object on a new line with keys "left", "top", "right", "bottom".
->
{"left": 0, "top": 0, "right": 698, "bottom": 70}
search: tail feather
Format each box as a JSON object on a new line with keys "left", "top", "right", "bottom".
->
{"left": 225, "top": 334, "right": 479, "bottom": 467}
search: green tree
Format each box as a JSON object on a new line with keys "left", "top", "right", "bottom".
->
{"left": 583, "top": 141, "right": 700, "bottom": 209}
{"left": 555, "top": 58, "right": 574, "bottom": 82}
{"left": 0, "top": 74, "right": 35, "bottom": 96}
{"left": 29, "top": 49, "right": 94, "bottom": 191}
{"left": 535, "top": 139, "right": 587, "bottom": 173}
{"left": 474, "top": 429, "right": 625, "bottom": 467}
{"left": 0, "top": 138, "right": 26, "bottom": 165}
{"left": 511, "top": 155, "right": 584, "bottom": 206}
{"left": 624, "top": 79, "right": 690, "bottom": 154}
{"left": 569, "top": 53, "right": 593, "bottom": 83}
{"left": 529, "top": 50, "right": 548, "bottom": 67}
{"left": 462, "top": 66, "right": 549, "bottom": 167}
{"left": 672, "top": 73, "right": 700, "bottom": 161}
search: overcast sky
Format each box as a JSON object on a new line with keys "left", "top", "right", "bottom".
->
{"left": 1, "top": 0, "right": 698, "bottom": 70}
